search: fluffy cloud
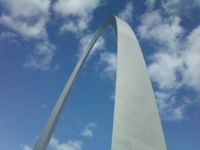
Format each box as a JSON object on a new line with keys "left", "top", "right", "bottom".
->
{"left": 139, "top": 11, "right": 200, "bottom": 93}
{"left": 148, "top": 52, "right": 183, "bottom": 90}
{"left": 182, "top": 26, "right": 200, "bottom": 91}
{"left": 49, "top": 137, "right": 82, "bottom": 150}
{"left": 155, "top": 91, "right": 192, "bottom": 120}
{"left": 22, "top": 122, "right": 97, "bottom": 150}
{"left": 24, "top": 40, "right": 56, "bottom": 71}
{"left": 0, "top": 31, "right": 18, "bottom": 44}
{"left": 161, "top": 0, "right": 200, "bottom": 14}
{"left": 0, "top": 14, "right": 47, "bottom": 39}
{"left": 81, "top": 122, "right": 97, "bottom": 138}
{"left": 145, "top": 0, "right": 156, "bottom": 10}
{"left": 0, "top": 0, "right": 50, "bottom": 18}
{"left": 0, "top": 0, "right": 50, "bottom": 39}
{"left": 22, "top": 145, "right": 32, "bottom": 150}
{"left": 137, "top": 8, "right": 200, "bottom": 120}
{"left": 54, "top": 0, "right": 100, "bottom": 17}
{"left": 60, "top": 17, "right": 91, "bottom": 34}
{"left": 53, "top": 0, "right": 101, "bottom": 34}
{"left": 21, "top": 137, "right": 83, "bottom": 150}
{"left": 138, "top": 11, "right": 183, "bottom": 51}
{"left": 99, "top": 52, "right": 116, "bottom": 79}
{"left": 0, "top": 0, "right": 57, "bottom": 71}
{"left": 118, "top": 1, "right": 134, "bottom": 22}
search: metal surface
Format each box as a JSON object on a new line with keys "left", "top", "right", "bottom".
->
{"left": 33, "top": 16, "right": 167, "bottom": 150}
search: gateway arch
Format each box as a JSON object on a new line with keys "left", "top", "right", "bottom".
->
{"left": 33, "top": 16, "right": 167, "bottom": 150}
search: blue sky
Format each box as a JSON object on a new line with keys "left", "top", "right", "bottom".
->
{"left": 0, "top": 0, "right": 200, "bottom": 150}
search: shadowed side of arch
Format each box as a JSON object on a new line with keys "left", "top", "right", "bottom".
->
{"left": 33, "top": 16, "right": 167, "bottom": 150}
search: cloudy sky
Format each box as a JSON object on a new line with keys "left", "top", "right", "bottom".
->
{"left": 0, "top": 0, "right": 200, "bottom": 150}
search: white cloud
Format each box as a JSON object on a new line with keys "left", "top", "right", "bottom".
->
{"left": 24, "top": 40, "right": 56, "bottom": 71}
{"left": 137, "top": 8, "right": 200, "bottom": 120}
{"left": 194, "top": 0, "right": 200, "bottom": 6}
{"left": 60, "top": 17, "right": 91, "bottom": 33}
{"left": 182, "top": 26, "right": 200, "bottom": 91}
{"left": 99, "top": 52, "right": 117, "bottom": 79}
{"left": 0, "top": 0, "right": 57, "bottom": 71}
{"left": 22, "top": 145, "right": 32, "bottom": 150}
{"left": 138, "top": 10, "right": 184, "bottom": 91}
{"left": 22, "top": 137, "right": 83, "bottom": 150}
{"left": 0, "top": 14, "right": 47, "bottom": 39}
{"left": 0, "top": 0, "right": 50, "bottom": 39}
{"left": 155, "top": 91, "right": 190, "bottom": 121}
{"left": 0, "top": 31, "right": 17, "bottom": 39}
{"left": 53, "top": 0, "right": 100, "bottom": 17}
{"left": 148, "top": 52, "right": 183, "bottom": 90}
{"left": 0, "top": 31, "right": 18, "bottom": 44}
{"left": 161, "top": 0, "right": 183, "bottom": 13}
{"left": 161, "top": 0, "right": 200, "bottom": 15}
{"left": 81, "top": 128, "right": 93, "bottom": 138}
{"left": 53, "top": 0, "right": 101, "bottom": 34}
{"left": 50, "top": 137, "right": 82, "bottom": 150}
{"left": 81, "top": 122, "right": 97, "bottom": 138}
{"left": 0, "top": 0, "right": 50, "bottom": 18}
{"left": 138, "top": 11, "right": 184, "bottom": 51}
{"left": 139, "top": 11, "right": 200, "bottom": 93}
{"left": 118, "top": 1, "right": 133, "bottom": 22}
{"left": 145, "top": 0, "right": 156, "bottom": 10}
{"left": 22, "top": 122, "right": 98, "bottom": 150}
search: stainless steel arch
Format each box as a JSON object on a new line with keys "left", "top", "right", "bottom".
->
{"left": 33, "top": 16, "right": 167, "bottom": 150}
